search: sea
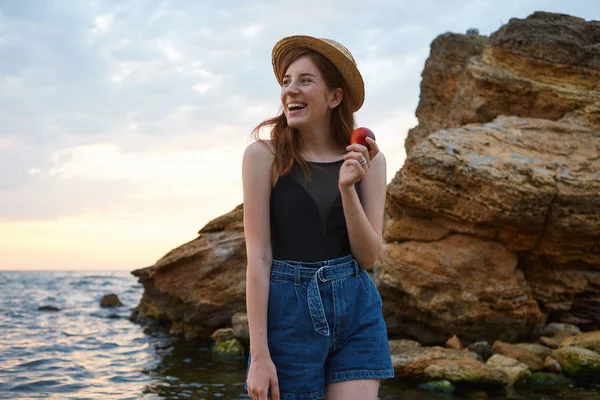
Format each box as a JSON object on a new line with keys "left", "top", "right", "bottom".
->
{"left": 0, "top": 270, "right": 598, "bottom": 400}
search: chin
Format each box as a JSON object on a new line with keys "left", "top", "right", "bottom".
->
{"left": 286, "top": 118, "right": 307, "bottom": 129}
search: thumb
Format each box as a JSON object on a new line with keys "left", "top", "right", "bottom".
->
{"left": 271, "top": 376, "right": 280, "bottom": 400}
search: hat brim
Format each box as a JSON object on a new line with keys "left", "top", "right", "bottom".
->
{"left": 272, "top": 35, "right": 365, "bottom": 112}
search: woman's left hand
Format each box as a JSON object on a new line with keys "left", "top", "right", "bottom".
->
{"left": 338, "top": 136, "right": 380, "bottom": 189}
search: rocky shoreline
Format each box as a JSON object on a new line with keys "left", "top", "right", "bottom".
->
{"left": 205, "top": 315, "right": 600, "bottom": 391}
{"left": 130, "top": 11, "right": 600, "bottom": 393}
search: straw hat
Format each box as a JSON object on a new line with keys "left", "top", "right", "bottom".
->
{"left": 271, "top": 35, "right": 365, "bottom": 112}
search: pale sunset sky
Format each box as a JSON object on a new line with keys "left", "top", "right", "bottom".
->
{"left": 1, "top": 1, "right": 598, "bottom": 270}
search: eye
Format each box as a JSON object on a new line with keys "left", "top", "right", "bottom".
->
{"left": 282, "top": 79, "right": 290, "bottom": 86}
{"left": 301, "top": 78, "right": 311, "bottom": 83}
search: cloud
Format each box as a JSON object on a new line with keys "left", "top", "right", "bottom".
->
{"left": 1, "top": 0, "right": 599, "bottom": 225}
{"left": 0, "top": 140, "right": 246, "bottom": 222}
{"left": 241, "top": 24, "right": 264, "bottom": 38}
{"left": 92, "top": 13, "right": 114, "bottom": 35}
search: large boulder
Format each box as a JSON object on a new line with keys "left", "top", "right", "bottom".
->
{"left": 381, "top": 11, "right": 600, "bottom": 343}
{"left": 378, "top": 233, "right": 543, "bottom": 344}
{"left": 131, "top": 205, "right": 246, "bottom": 339}
{"left": 406, "top": 11, "right": 600, "bottom": 151}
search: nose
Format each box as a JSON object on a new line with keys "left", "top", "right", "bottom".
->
{"left": 283, "top": 79, "right": 300, "bottom": 96}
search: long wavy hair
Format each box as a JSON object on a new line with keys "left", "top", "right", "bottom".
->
{"left": 251, "top": 48, "right": 356, "bottom": 187}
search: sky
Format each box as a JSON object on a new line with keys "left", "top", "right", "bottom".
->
{"left": 1, "top": 0, "right": 598, "bottom": 271}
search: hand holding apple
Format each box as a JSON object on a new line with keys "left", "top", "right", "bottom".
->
{"left": 339, "top": 127, "right": 379, "bottom": 188}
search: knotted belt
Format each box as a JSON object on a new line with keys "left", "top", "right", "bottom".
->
{"left": 271, "top": 256, "right": 361, "bottom": 337}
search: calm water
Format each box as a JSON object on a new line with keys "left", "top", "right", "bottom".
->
{"left": 0, "top": 271, "right": 598, "bottom": 399}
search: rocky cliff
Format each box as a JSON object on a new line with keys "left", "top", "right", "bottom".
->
{"left": 131, "top": 12, "right": 600, "bottom": 345}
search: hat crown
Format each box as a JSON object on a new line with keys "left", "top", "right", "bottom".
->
{"left": 319, "top": 38, "right": 357, "bottom": 66}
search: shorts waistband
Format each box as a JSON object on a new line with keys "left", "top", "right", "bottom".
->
{"left": 270, "top": 254, "right": 360, "bottom": 337}
{"left": 271, "top": 254, "right": 358, "bottom": 283}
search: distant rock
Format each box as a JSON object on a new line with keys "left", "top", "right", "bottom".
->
{"left": 38, "top": 305, "right": 60, "bottom": 312}
{"left": 100, "top": 294, "right": 123, "bottom": 308}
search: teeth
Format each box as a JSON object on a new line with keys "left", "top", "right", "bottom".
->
{"left": 287, "top": 103, "right": 306, "bottom": 109}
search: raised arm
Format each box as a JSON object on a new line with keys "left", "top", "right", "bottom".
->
{"left": 339, "top": 147, "right": 387, "bottom": 270}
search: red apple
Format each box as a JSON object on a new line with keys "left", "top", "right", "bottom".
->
{"left": 350, "top": 127, "right": 376, "bottom": 150}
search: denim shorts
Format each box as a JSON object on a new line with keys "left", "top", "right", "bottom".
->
{"left": 246, "top": 254, "right": 394, "bottom": 400}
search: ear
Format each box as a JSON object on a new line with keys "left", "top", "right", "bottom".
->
{"left": 329, "top": 87, "right": 343, "bottom": 109}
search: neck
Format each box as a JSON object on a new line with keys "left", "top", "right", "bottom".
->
{"left": 297, "top": 119, "right": 345, "bottom": 160}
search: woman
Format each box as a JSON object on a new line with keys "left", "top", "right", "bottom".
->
{"left": 242, "top": 35, "right": 394, "bottom": 400}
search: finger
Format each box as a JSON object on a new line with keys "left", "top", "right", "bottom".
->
{"left": 366, "top": 137, "right": 379, "bottom": 160}
{"left": 346, "top": 159, "right": 367, "bottom": 175}
{"left": 347, "top": 151, "right": 370, "bottom": 169}
{"left": 343, "top": 150, "right": 363, "bottom": 161}
{"left": 346, "top": 143, "right": 370, "bottom": 160}
{"left": 344, "top": 151, "right": 369, "bottom": 168}
{"left": 358, "top": 144, "right": 371, "bottom": 162}
{"left": 271, "top": 378, "right": 281, "bottom": 400}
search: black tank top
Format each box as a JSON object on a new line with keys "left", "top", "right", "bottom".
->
{"left": 270, "top": 159, "right": 361, "bottom": 262}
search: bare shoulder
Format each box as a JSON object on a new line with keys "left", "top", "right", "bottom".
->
{"left": 244, "top": 139, "right": 275, "bottom": 160}
{"left": 243, "top": 139, "right": 275, "bottom": 186}
{"left": 242, "top": 140, "right": 274, "bottom": 263}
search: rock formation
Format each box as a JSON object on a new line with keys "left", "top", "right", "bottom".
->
{"left": 381, "top": 11, "right": 600, "bottom": 343}
{"left": 131, "top": 204, "right": 246, "bottom": 339}
{"left": 131, "top": 12, "right": 600, "bottom": 347}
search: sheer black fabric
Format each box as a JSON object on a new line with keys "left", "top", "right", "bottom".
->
{"left": 270, "top": 159, "right": 361, "bottom": 262}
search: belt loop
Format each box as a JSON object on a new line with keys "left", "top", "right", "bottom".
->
{"left": 354, "top": 259, "right": 361, "bottom": 278}
{"left": 294, "top": 266, "right": 301, "bottom": 287}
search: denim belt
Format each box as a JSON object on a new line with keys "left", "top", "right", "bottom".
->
{"left": 271, "top": 255, "right": 361, "bottom": 336}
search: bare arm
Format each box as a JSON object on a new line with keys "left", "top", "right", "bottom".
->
{"left": 339, "top": 151, "right": 387, "bottom": 269}
{"left": 242, "top": 140, "right": 274, "bottom": 360}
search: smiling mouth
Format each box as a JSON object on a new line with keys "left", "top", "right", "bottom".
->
{"left": 287, "top": 102, "right": 307, "bottom": 111}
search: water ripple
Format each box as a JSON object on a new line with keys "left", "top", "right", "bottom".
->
{"left": 1, "top": 271, "right": 599, "bottom": 400}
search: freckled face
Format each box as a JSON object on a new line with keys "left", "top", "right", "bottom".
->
{"left": 281, "top": 56, "right": 335, "bottom": 129}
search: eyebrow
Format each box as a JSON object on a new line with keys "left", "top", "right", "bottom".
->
{"left": 283, "top": 72, "right": 317, "bottom": 79}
